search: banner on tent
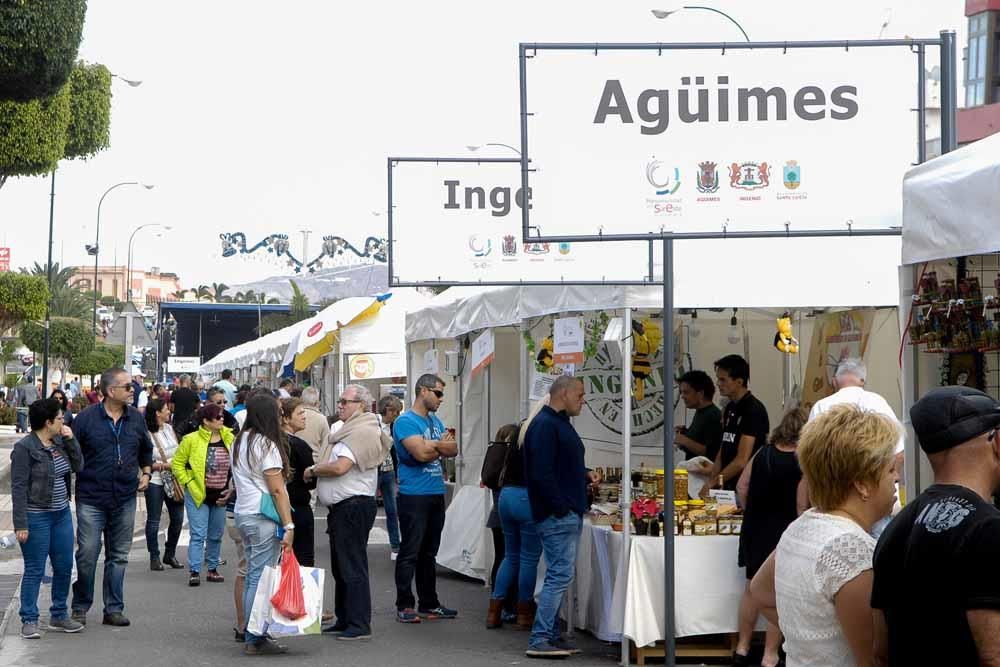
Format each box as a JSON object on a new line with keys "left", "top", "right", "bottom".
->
{"left": 521, "top": 44, "right": 917, "bottom": 238}
{"left": 348, "top": 353, "right": 405, "bottom": 380}
{"left": 471, "top": 329, "right": 495, "bottom": 376}
{"left": 388, "top": 158, "right": 652, "bottom": 284}
{"left": 801, "top": 309, "right": 876, "bottom": 411}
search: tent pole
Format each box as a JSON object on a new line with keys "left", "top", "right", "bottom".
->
{"left": 457, "top": 338, "right": 464, "bottom": 487}
{"left": 620, "top": 306, "right": 633, "bottom": 666}
{"left": 519, "top": 321, "right": 529, "bottom": 420}
{"left": 662, "top": 237, "right": 676, "bottom": 667}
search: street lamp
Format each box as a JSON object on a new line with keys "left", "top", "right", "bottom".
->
{"left": 126, "top": 223, "right": 172, "bottom": 304}
{"left": 466, "top": 143, "right": 522, "bottom": 156}
{"left": 111, "top": 73, "right": 143, "bottom": 87}
{"left": 650, "top": 6, "right": 751, "bottom": 42}
{"left": 91, "top": 182, "right": 154, "bottom": 334}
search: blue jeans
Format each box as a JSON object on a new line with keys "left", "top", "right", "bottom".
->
{"left": 493, "top": 486, "right": 542, "bottom": 603}
{"left": 184, "top": 492, "right": 227, "bottom": 573}
{"left": 530, "top": 512, "right": 583, "bottom": 648}
{"left": 378, "top": 470, "right": 400, "bottom": 550}
{"left": 72, "top": 497, "right": 136, "bottom": 616}
{"left": 236, "top": 513, "right": 280, "bottom": 646}
{"left": 19, "top": 507, "right": 74, "bottom": 623}
{"left": 145, "top": 483, "right": 184, "bottom": 559}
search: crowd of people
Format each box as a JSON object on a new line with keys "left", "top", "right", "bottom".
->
{"left": 11, "top": 354, "right": 1000, "bottom": 664}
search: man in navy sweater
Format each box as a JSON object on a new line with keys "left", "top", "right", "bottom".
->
{"left": 522, "top": 375, "right": 600, "bottom": 659}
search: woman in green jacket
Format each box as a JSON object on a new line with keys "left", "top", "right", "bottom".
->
{"left": 173, "top": 403, "right": 234, "bottom": 587}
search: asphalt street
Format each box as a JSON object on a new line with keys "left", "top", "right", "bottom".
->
{"left": 1, "top": 508, "right": 623, "bottom": 667}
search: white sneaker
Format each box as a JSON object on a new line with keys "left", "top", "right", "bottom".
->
{"left": 390, "top": 551, "right": 398, "bottom": 561}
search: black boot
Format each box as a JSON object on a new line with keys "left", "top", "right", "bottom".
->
{"left": 163, "top": 555, "right": 184, "bottom": 569}
{"left": 150, "top": 557, "right": 164, "bottom": 571}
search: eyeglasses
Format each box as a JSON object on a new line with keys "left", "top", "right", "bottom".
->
{"left": 989, "top": 429, "right": 997, "bottom": 443}
{"left": 110, "top": 385, "right": 134, "bottom": 392}
{"left": 338, "top": 398, "right": 363, "bottom": 406}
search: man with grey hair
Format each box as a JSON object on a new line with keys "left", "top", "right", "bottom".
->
{"left": 305, "top": 383, "right": 389, "bottom": 640}
{"left": 808, "top": 358, "right": 904, "bottom": 534}
{"left": 298, "top": 385, "right": 331, "bottom": 463}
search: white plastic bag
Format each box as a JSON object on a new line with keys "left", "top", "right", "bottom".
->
{"left": 247, "top": 558, "right": 325, "bottom": 638}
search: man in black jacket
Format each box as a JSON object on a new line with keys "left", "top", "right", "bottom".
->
{"left": 522, "top": 375, "right": 599, "bottom": 659}
{"left": 70, "top": 367, "right": 153, "bottom": 628}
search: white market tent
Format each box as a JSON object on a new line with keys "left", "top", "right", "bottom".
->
{"left": 901, "top": 131, "right": 1000, "bottom": 496}
{"left": 406, "top": 264, "right": 902, "bottom": 581}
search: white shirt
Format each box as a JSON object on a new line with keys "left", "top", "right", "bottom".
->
{"left": 231, "top": 433, "right": 285, "bottom": 517}
{"left": 137, "top": 390, "right": 149, "bottom": 410}
{"left": 775, "top": 510, "right": 876, "bottom": 667}
{"left": 317, "top": 442, "right": 377, "bottom": 506}
{"left": 150, "top": 424, "right": 179, "bottom": 485}
{"left": 809, "top": 386, "right": 904, "bottom": 453}
{"left": 235, "top": 409, "right": 248, "bottom": 430}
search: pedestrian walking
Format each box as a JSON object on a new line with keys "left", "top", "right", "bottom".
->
{"left": 749, "top": 404, "right": 899, "bottom": 667}
{"left": 392, "top": 374, "right": 459, "bottom": 624}
{"left": 280, "top": 398, "right": 317, "bottom": 566}
{"left": 376, "top": 395, "right": 403, "bottom": 557}
{"left": 173, "top": 402, "right": 234, "bottom": 587}
{"left": 14, "top": 375, "right": 39, "bottom": 434}
{"left": 144, "top": 397, "right": 185, "bottom": 571}
{"left": 213, "top": 369, "right": 238, "bottom": 410}
{"left": 10, "top": 398, "right": 84, "bottom": 638}
{"left": 231, "top": 393, "right": 294, "bottom": 656}
{"left": 522, "top": 375, "right": 599, "bottom": 658}
{"left": 71, "top": 367, "right": 154, "bottom": 628}
{"left": 298, "top": 386, "right": 331, "bottom": 463}
{"left": 307, "top": 384, "right": 389, "bottom": 640}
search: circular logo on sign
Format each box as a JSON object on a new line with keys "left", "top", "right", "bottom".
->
{"left": 351, "top": 355, "right": 374, "bottom": 379}
{"left": 308, "top": 321, "right": 323, "bottom": 337}
{"left": 578, "top": 343, "right": 664, "bottom": 437}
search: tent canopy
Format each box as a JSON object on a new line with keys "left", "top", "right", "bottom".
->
{"left": 903, "top": 131, "right": 1000, "bottom": 265}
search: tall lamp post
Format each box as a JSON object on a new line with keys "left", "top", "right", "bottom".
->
{"left": 126, "top": 223, "right": 171, "bottom": 304}
{"left": 90, "top": 182, "right": 154, "bottom": 334}
{"left": 651, "top": 6, "right": 751, "bottom": 42}
{"left": 466, "top": 142, "right": 522, "bottom": 156}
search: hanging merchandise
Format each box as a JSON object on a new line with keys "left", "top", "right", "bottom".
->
{"left": 631, "top": 318, "right": 662, "bottom": 401}
{"left": 773, "top": 311, "right": 800, "bottom": 354}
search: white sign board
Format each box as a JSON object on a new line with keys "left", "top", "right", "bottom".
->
{"left": 521, "top": 45, "right": 917, "bottom": 237}
{"left": 389, "top": 159, "right": 651, "bottom": 284}
{"left": 348, "top": 353, "right": 406, "bottom": 380}
{"left": 423, "top": 348, "right": 439, "bottom": 374}
{"left": 553, "top": 316, "right": 585, "bottom": 365}
{"left": 167, "top": 356, "right": 201, "bottom": 373}
{"left": 470, "top": 329, "right": 495, "bottom": 376}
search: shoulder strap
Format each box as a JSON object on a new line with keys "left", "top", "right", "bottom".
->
{"left": 153, "top": 431, "right": 168, "bottom": 463}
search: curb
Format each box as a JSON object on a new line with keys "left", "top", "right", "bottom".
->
{"left": 0, "top": 576, "right": 20, "bottom": 651}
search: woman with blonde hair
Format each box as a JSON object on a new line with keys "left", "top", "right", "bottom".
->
{"left": 750, "top": 403, "right": 900, "bottom": 667}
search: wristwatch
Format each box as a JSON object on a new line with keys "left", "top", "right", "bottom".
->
{"left": 283, "top": 523, "right": 295, "bottom": 531}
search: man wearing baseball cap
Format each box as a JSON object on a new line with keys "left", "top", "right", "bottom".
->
{"left": 871, "top": 386, "right": 1000, "bottom": 666}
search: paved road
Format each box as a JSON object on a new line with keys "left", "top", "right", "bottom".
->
{"left": 1, "top": 508, "right": 622, "bottom": 667}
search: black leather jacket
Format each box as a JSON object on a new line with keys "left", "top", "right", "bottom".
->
{"left": 10, "top": 432, "right": 84, "bottom": 531}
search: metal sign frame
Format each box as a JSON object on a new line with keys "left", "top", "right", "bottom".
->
{"left": 386, "top": 156, "right": 658, "bottom": 287}
{"left": 518, "top": 33, "right": 957, "bottom": 667}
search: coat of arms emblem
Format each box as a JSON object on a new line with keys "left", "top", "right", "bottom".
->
{"left": 783, "top": 161, "right": 801, "bottom": 189}
{"left": 502, "top": 235, "right": 517, "bottom": 256}
{"left": 696, "top": 162, "right": 719, "bottom": 193}
{"left": 729, "top": 162, "right": 771, "bottom": 190}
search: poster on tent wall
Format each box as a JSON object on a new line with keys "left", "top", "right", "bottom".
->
{"left": 348, "top": 353, "right": 405, "bottom": 381}
{"left": 388, "top": 158, "right": 651, "bottom": 284}
{"left": 801, "top": 309, "right": 876, "bottom": 411}
{"left": 470, "top": 329, "right": 495, "bottom": 376}
{"left": 521, "top": 44, "right": 917, "bottom": 238}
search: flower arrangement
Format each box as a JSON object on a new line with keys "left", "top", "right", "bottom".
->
{"left": 630, "top": 497, "right": 660, "bottom": 520}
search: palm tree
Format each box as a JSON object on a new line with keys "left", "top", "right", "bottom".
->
{"left": 242, "top": 289, "right": 257, "bottom": 305}
{"left": 289, "top": 280, "right": 310, "bottom": 321}
{"left": 212, "top": 282, "right": 229, "bottom": 302}
{"left": 266, "top": 297, "right": 280, "bottom": 304}
{"left": 196, "top": 284, "right": 212, "bottom": 300}
{"left": 171, "top": 290, "right": 187, "bottom": 300}
{"left": 19, "top": 262, "right": 91, "bottom": 319}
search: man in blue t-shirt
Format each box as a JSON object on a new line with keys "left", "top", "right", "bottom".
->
{"left": 392, "top": 373, "right": 458, "bottom": 623}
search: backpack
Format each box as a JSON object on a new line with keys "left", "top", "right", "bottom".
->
{"left": 480, "top": 423, "right": 522, "bottom": 491}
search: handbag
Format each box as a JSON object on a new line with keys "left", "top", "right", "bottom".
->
{"left": 154, "top": 432, "right": 184, "bottom": 501}
{"left": 251, "top": 474, "right": 282, "bottom": 524}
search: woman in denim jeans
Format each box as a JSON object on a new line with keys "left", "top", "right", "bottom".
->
{"left": 10, "top": 398, "right": 84, "bottom": 639}
{"left": 144, "top": 398, "right": 185, "bottom": 571}
{"left": 487, "top": 421, "right": 543, "bottom": 630}
{"left": 230, "top": 394, "right": 295, "bottom": 656}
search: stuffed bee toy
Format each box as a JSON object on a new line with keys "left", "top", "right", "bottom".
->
{"left": 774, "top": 311, "right": 799, "bottom": 354}
{"left": 536, "top": 336, "right": 555, "bottom": 369}
{"left": 631, "top": 319, "right": 662, "bottom": 400}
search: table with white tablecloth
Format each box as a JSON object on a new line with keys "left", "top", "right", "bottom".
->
{"left": 567, "top": 521, "right": 755, "bottom": 648}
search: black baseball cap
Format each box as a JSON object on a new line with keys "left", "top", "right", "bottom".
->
{"left": 910, "top": 386, "right": 1000, "bottom": 454}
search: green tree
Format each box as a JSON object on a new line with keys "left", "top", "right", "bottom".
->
{"left": 0, "top": 272, "right": 48, "bottom": 334}
{"left": 63, "top": 61, "right": 111, "bottom": 160}
{"left": 20, "top": 317, "right": 93, "bottom": 376}
{"left": 74, "top": 342, "right": 122, "bottom": 379}
{"left": 19, "top": 261, "right": 90, "bottom": 319}
{"left": 211, "top": 282, "right": 229, "bottom": 302}
{"left": 0, "top": 0, "right": 87, "bottom": 102}
{"left": 289, "top": 280, "right": 310, "bottom": 320}
{"left": 0, "top": 59, "right": 112, "bottom": 188}
{"left": 266, "top": 297, "right": 280, "bottom": 305}
{"left": 196, "top": 284, "right": 212, "bottom": 300}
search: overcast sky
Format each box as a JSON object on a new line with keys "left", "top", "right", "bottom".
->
{"left": 0, "top": 1, "right": 966, "bottom": 291}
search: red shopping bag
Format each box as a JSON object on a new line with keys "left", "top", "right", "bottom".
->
{"left": 270, "top": 550, "right": 306, "bottom": 620}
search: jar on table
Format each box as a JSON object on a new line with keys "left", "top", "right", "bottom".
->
{"left": 718, "top": 515, "right": 732, "bottom": 535}
{"left": 731, "top": 514, "right": 743, "bottom": 535}
{"left": 681, "top": 514, "right": 694, "bottom": 536}
{"left": 673, "top": 469, "right": 688, "bottom": 501}
{"left": 655, "top": 469, "right": 665, "bottom": 496}
{"left": 642, "top": 469, "right": 658, "bottom": 497}
{"left": 672, "top": 500, "right": 686, "bottom": 536}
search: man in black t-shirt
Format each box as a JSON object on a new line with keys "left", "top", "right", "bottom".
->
{"left": 170, "top": 373, "right": 200, "bottom": 430}
{"left": 675, "top": 370, "right": 723, "bottom": 461}
{"left": 872, "top": 386, "right": 1000, "bottom": 666}
{"left": 704, "top": 355, "right": 769, "bottom": 493}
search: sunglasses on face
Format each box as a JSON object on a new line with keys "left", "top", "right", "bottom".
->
{"left": 338, "top": 398, "right": 363, "bottom": 406}
{"left": 111, "top": 385, "right": 134, "bottom": 392}
{"left": 428, "top": 389, "right": 444, "bottom": 399}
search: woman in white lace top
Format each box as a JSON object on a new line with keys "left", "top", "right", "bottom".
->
{"left": 749, "top": 404, "right": 900, "bottom": 667}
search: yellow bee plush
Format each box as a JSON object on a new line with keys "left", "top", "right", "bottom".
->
{"left": 631, "top": 319, "right": 662, "bottom": 400}
{"left": 774, "top": 312, "right": 799, "bottom": 354}
{"left": 537, "top": 336, "right": 555, "bottom": 368}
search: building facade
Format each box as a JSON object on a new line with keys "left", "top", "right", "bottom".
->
{"left": 69, "top": 265, "right": 182, "bottom": 305}
{"left": 959, "top": 0, "right": 1000, "bottom": 143}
